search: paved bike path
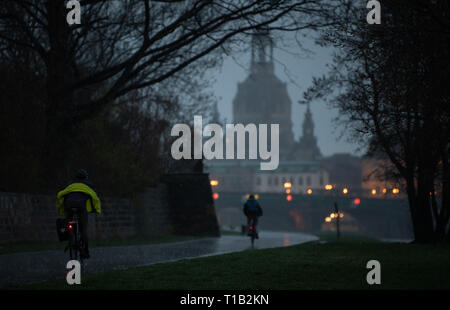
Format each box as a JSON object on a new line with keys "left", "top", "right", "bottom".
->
{"left": 0, "top": 231, "right": 318, "bottom": 287}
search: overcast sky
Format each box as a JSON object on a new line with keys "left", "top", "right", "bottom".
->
{"left": 211, "top": 34, "right": 364, "bottom": 158}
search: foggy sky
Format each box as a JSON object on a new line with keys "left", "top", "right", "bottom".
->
{"left": 211, "top": 35, "right": 364, "bottom": 158}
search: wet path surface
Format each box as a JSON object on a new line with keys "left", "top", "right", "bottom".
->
{"left": 0, "top": 231, "right": 317, "bottom": 287}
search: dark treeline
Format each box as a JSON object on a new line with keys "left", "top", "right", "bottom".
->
{"left": 305, "top": 0, "right": 450, "bottom": 243}
{"left": 0, "top": 0, "right": 335, "bottom": 195}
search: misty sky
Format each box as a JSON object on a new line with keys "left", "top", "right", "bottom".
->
{"left": 211, "top": 34, "right": 364, "bottom": 158}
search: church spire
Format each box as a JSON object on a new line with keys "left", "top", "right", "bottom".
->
{"left": 296, "top": 102, "right": 322, "bottom": 160}
{"left": 250, "top": 28, "right": 274, "bottom": 74}
{"left": 303, "top": 102, "right": 314, "bottom": 137}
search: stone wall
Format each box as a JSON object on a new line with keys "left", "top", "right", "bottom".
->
{"left": 0, "top": 192, "right": 138, "bottom": 243}
{"left": 163, "top": 173, "right": 220, "bottom": 237}
{"left": 0, "top": 173, "right": 220, "bottom": 243}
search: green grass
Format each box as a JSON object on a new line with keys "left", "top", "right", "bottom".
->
{"left": 10, "top": 236, "right": 450, "bottom": 290}
{"left": 317, "top": 232, "right": 381, "bottom": 243}
{"left": 0, "top": 235, "right": 200, "bottom": 255}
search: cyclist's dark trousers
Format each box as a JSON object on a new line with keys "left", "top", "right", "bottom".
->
{"left": 247, "top": 215, "right": 259, "bottom": 231}
{"left": 64, "top": 199, "right": 89, "bottom": 256}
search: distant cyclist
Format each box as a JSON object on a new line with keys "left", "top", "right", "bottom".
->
{"left": 56, "top": 169, "right": 101, "bottom": 259}
{"left": 243, "top": 194, "right": 263, "bottom": 239}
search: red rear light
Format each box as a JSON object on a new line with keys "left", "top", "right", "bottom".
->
{"left": 250, "top": 226, "right": 253, "bottom": 230}
{"left": 68, "top": 224, "right": 73, "bottom": 230}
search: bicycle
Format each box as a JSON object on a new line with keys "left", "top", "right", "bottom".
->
{"left": 65, "top": 207, "right": 85, "bottom": 265}
{"left": 247, "top": 218, "right": 258, "bottom": 248}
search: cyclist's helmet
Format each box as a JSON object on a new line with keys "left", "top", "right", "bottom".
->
{"left": 75, "top": 169, "right": 89, "bottom": 180}
{"left": 249, "top": 194, "right": 255, "bottom": 199}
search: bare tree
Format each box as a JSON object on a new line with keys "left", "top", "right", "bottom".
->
{"left": 0, "top": 0, "right": 337, "bottom": 185}
{"left": 305, "top": 0, "right": 450, "bottom": 243}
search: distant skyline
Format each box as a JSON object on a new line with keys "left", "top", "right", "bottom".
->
{"left": 211, "top": 34, "right": 364, "bottom": 158}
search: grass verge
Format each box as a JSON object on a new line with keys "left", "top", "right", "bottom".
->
{"left": 10, "top": 235, "right": 450, "bottom": 290}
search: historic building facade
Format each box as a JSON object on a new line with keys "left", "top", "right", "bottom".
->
{"left": 206, "top": 30, "right": 360, "bottom": 194}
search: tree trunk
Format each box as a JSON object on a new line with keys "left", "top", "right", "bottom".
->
{"left": 41, "top": 0, "right": 77, "bottom": 189}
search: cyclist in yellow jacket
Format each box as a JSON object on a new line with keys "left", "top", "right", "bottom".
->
{"left": 56, "top": 169, "right": 101, "bottom": 259}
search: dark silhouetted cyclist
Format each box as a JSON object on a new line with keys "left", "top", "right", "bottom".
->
{"left": 243, "top": 194, "right": 263, "bottom": 239}
{"left": 56, "top": 169, "right": 101, "bottom": 259}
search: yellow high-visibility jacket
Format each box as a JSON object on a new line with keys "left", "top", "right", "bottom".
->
{"left": 56, "top": 183, "right": 101, "bottom": 216}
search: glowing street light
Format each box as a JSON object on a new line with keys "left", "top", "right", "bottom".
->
{"left": 371, "top": 189, "right": 377, "bottom": 195}
{"left": 307, "top": 189, "right": 312, "bottom": 195}
{"left": 284, "top": 182, "right": 292, "bottom": 189}
{"left": 392, "top": 188, "right": 400, "bottom": 194}
{"left": 325, "top": 184, "right": 333, "bottom": 191}
{"left": 325, "top": 217, "right": 332, "bottom": 223}
{"left": 342, "top": 188, "right": 349, "bottom": 195}
{"left": 210, "top": 180, "right": 219, "bottom": 187}
{"left": 286, "top": 195, "right": 293, "bottom": 202}
{"left": 382, "top": 188, "right": 387, "bottom": 194}
{"left": 285, "top": 189, "right": 291, "bottom": 194}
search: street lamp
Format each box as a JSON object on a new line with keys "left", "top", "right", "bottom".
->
{"left": 325, "top": 184, "right": 341, "bottom": 240}
{"left": 210, "top": 180, "right": 219, "bottom": 187}
{"left": 342, "top": 188, "right": 349, "bottom": 195}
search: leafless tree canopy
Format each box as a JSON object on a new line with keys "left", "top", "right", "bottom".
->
{"left": 305, "top": 0, "right": 450, "bottom": 243}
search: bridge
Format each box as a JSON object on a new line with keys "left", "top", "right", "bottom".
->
{"left": 213, "top": 192, "right": 414, "bottom": 240}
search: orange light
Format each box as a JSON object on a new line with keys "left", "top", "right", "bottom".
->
{"left": 382, "top": 188, "right": 387, "bottom": 194}
{"left": 325, "top": 217, "right": 331, "bottom": 223}
{"left": 330, "top": 213, "right": 335, "bottom": 219}
{"left": 307, "top": 189, "right": 312, "bottom": 195}
{"left": 325, "top": 184, "right": 333, "bottom": 191}
{"left": 371, "top": 189, "right": 377, "bottom": 195}
{"left": 284, "top": 182, "right": 292, "bottom": 189}
{"left": 392, "top": 188, "right": 400, "bottom": 194}
{"left": 285, "top": 189, "right": 291, "bottom": 194}
{"left": 255, "top": 194, "right": 259, "bottom": 199}
{"left": 340, "top": 213, "right": 344, "bottom": 218}
{"left": 210, "top": 180, "right": 219, "bottom": 186}
{"left": 354, "top": 198, "right": 361, "bottom": 205}
{"left": 286, "top": 195, "right": 293, "bottom": 202}
{"left": 213, "top": 193, "right": 219, "bottom": 200}
{"left": 342, "top": 188, "right": 348, "bottom": 194}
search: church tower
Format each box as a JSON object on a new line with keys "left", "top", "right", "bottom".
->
{"left": 294, "top": 103, "right": 322, "bottom": 160}
{"left": 232, "top": 29, "right": 294, "bottom": 159}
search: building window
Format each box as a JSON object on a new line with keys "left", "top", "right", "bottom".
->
{"left": 274, "top": 177, "right": 279, "bottom": 186}
{"left": 268, "top": 177, "right": 272, "bottom": 186}
{"left": 298, "top": 176, "right": 303, "bottom": 186}
{"left": 256, "top": 176, "right": 261, "bottom": 186}
{"left": 306, "top": 176, "right": 311, "bottom": 186}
